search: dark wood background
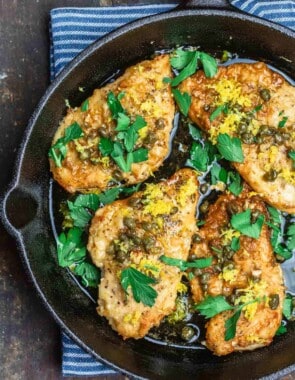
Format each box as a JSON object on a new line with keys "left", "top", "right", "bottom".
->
{"left": 0, "top": 1, "right": 294, "bottom": 379}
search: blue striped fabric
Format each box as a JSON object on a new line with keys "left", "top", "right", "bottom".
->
{"left": 50, "top": 1, "right": 295, "bottom": 376}
{"left": 231, "top": 0, "right": 295, "bottom": 30}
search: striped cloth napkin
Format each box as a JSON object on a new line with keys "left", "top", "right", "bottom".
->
{"left": 49, "top": 0, "right": 295, "bottom": 376}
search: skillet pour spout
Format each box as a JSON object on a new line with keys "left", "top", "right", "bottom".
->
{"left": 1, "top": 1, "right": 295, "bottom": 379}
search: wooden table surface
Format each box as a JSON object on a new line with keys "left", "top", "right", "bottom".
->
{"left": 0, "top": 1, "right": 294, "bottom": 379}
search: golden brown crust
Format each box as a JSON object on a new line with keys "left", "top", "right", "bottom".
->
{"left": 180, "top": 62, "right": 295, "bottom": 213}
{"left": 50, "top": 55, "right": 175, "bottom": 193}
{"left": 87, "top": 168, "right": 199, "bottom": 339}
{"left": 189, "top": 187, "right": 285, "bottom": 355}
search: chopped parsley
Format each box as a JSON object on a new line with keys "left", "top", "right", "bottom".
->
{"left": 230, "top": 236, "right": 240, "bottom": 252}
{"left": 283, "top": 296, "right": 293, "bottom": 320}
{"left": 81, "top": 99, "right": 89, "bottom": 112}
{"left": 187, "top": 139, "right": 217, "bottom": 172}
{"left": 56, "top": 227, "right": 100, "bottom": 288}
{"left": 195, "top": 295, "right": 261, "bottom": 341}
{"left": 49, "top": 122, "right": 84, "bottom": 167}
{"left": 210, "top": 163, "right": 228, "bottom": 185}
{"left": 120, "top": 267, "right": 157, "bottom": 307}
{"left": 160, "top": 255, "right": 213, "bottom": 271}
{"left": 172, "top": 89, "right": 191, "bottom": 116}
{"left": 216, "top": 133, "right": 244, "bottom": 163}
{"left": 278, "top": 116, "right": 288, "bottom": 128}
{"left": 230, "top": 209, "right": 264, "bottom": 239}
{"left": 170, "top": 49, "right": 217, "bottom": 86}
{"left": 228, "top": 171, "right": 243, "bottom": 196}
{"left": 98, "top": 92, "right": 148, "bottom": 172}
{"left": 210, "top": 103, "right": 229, "bottom": 122}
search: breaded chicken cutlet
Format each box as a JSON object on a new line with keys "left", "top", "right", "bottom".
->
{"left": 189, "top": 187, "right": 285, "bottom": 355}
{"left": 87, "top": 168, "right": 199, "bottom": 339}
{"left": 50, "top": 55, "right": 175, "bottom": 193}
{"left": 180, "top": 62, "right": 295, "bottom": 213}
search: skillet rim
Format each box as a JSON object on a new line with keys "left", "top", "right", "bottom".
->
{"left": 2, "top": 7, "right": 295, "bottom": 379}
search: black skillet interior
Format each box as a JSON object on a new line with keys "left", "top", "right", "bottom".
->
{"left": 2, "top": 1, "right": 295, "bottom": 378}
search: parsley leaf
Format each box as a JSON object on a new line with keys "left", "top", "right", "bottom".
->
{"left": 278, "top": 116, "right": 288, "bottom": 128}
{"left": 287, "top": 224, "right": 295, "bottom": 250}
{"left": 73, "top": 262, "right": 100, "bottom": 287}
{"left": 210, "top": 163, "right": 228, "bottom": 185}
{"left": 81, "top": 99, "right": 89, "bottom": 112}
{"left": 195, "top": 295, "right": 233, "bottom": 318}
{"left": 172, "top": 89, "right": 191, "bottom": 116}
{"left": 231, "top": 209, "right": 264, "bottom": 239}
{"left": 283, "top": 296, "right": 293, "bottom": 320}
{"left": 115, "top": 112, "right": 130, "bottom": 131}
{"left": 228, "top": 171, "right": 243, "bottom": 196}
{"left": 289, "top": 151, "right": 295, "bottom": 168}
{"left": 99, "top": 137, "right": 114, "bottom": 156}
{"left": 230, "top": 236, "right": 240, "bottom": 252}
{"left": 107, "top": 91, "right": 124, "bottom": 118}
{"left": 170, "top": 49, "right": 196, "bottom": 70}
{"left": 98, "top": 188, "right": 121, "bottom": 205}
{"left": 49, "top": 122, "right": 83, "bottom": 167}
{"left": 216, "top": 133, "right": 244, "bottom": 163}
{"left": 187, "top": 141, "right": 208, "bottom": 171}
{"left": 225, "top": 309, "right": 242, "bottom": 341}
{"left": 170, "top": 49, "right": 217, "bottom": 86}
{"left": 276, "top": 324, "right": 287, "bottom": 336}
{"left": 57, "top": 227, "right": 86, "bottom": 267}
{"left": 210, "top": 103, "right": 229, "bottom": 122}
{"left": 199, "top": 52, "right": 218, "bottom": 78}
{"left": 131, "top": 148, "right": 149, "bottom": 163}
{"left": 171, "top": 52, "right": 199, "bottom": 86}
{"left": 188, "top": 124, "right": 201, "bottom": 140}
{"left": 67, "top": 201, "right": 92, "bottom": 228}
{"left": 160, "top": 255, "right": 213, "bottom": 271}
{"left": 120, "top": 267, "right": 157, "bottom": 307}
{"left": 73, "top": 194, "right": 100, "bottom": 210}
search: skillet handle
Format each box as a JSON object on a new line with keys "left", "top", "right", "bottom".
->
{"left": 179, "top": 0, "right": 234, "bottom": 10}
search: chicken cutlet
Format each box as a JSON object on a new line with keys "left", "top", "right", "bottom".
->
{"left": 189, "top": 187, "right": 284, "bottom": 355}
{"left": 50, "top": 54, "right": 175, "bottom": 193}
{"left": 87, "top": 168, "right": 199, "bottom": 339}
{"left": 180, "top": 62, "right": 295, "bottom": 214}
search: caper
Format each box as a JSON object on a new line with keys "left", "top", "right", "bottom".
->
{"left": 241, "top": 132, "right": 254, "bottom": 144}
{"left": 214, "top": 264, "right": 222, "bottom": 272}
{"left": 226, "top": 202, "right": 239, "bottom": 216}
{"left": 202, "top": 284, "right": 208, "bottom": 291}
{"left": 251, "top": 210, "right": 260, "bottom": 222}
{"left": 223, "top": 246, "right": 235, "bottom": 259}
{"left": 224, "top": 261, "right": 235, "bottom": 270}
{"left": 255, "top": 135, "right": 264, "bottom": 144}
{"left": 128, "top": 197, "right": 141, "bottom": 208}
{"left": 142, "top": 221, "right": 153, "bottom": 231}
{"left": 99, "top": 126, "right": 109, "bottom": 138}
{"left": 200, "top": 273, "right": 210, "bottom": 284}
{"left": 143, "top": 236, "right": 156, "bottom": 250}
{"left": 200, "top": 183, "right": 209, "bottom": 194}
{"left": 269, "top": 294, "right": 280, "bottom": 310}
{"left": 190, "top": 254, "right": 197, "bottom": 261}
{"left": 199, "top": 200, "right": 210, "bottom": 214}
{"left": 170, "top": 206, "right": 179, "bottom": 215}
{"left": 228, "top": 294, "right": 237, "bottom": 304}
{"left": 130, "top": 234, "right": 141, "bottom": 245}
{"left": 180, "top": 326, "right": 195, "bottom": 341}
{"left": 274, "top": 133, "right": 284, "bottom": 144}
{"left": 155, "top": 118, "right": 165, "bottom": 129}
{"left": 193, "top": 268, "right": 202, "bottom": 276}
{"left": 281, "top": 132, "right": 291, "bottom": 141}
{"left": 238, "top": 122, "right": 248, "bottom": 134}
{"left": 259, "top": 125, "right": 274, "bottom": 136}
{"left": 119, "top": 233, "right": 129, "bottom": 242}
{"left": 116, "top": 250, "right": 129, "bottom": 263}
{"left": 106, "top": 241, "right": 115, "bottom": 255}
{"left": 263, "top": 169, "right": 278, "bottom": 182}
{"left": 259, "top": 88, "right": 271, "bottom": 101}
{"left": 113, "top": 169, "right": 123, "bottom": 181}
{"left": 145, "top": 132, "right": 157, "bottom": 145}
{"left": 203, "top": 104, "right": 210, "bottom": 112}
{"left": 192, "top": 233, "right": 202, "bottom": 244}
{"left": 123, "top": 217, "right": 136, "bottom": 230}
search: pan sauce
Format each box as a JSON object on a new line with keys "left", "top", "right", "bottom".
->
{"left": 49, "top": 51, "right": 295, "bottom": 350}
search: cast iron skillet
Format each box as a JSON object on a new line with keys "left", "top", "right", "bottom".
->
{"left": 2, "top": 0, "right": 295, "bottom": 378}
